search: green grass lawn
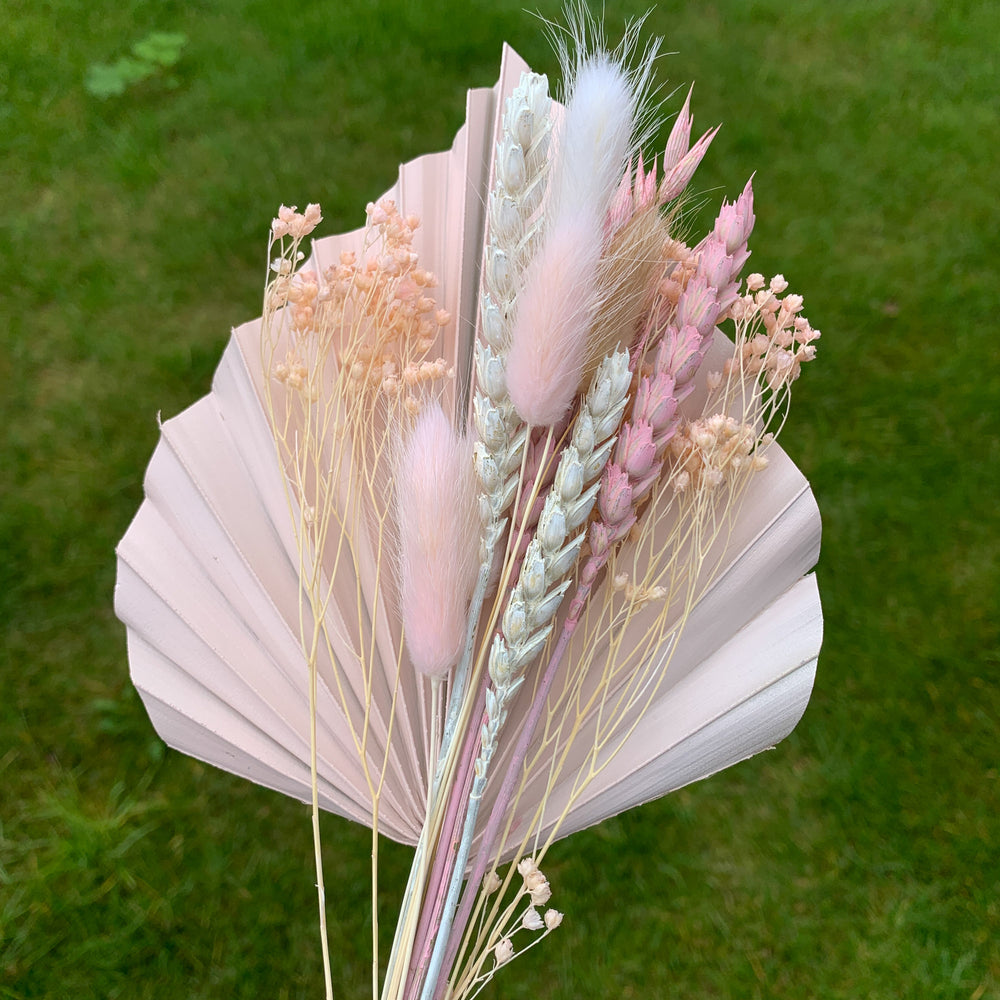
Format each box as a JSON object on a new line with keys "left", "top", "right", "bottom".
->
{"left": 2, "top": 1, "right": 997, "bottom": 997}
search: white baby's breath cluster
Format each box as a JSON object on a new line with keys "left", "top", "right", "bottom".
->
{"left": 486, "top": 858, "right": 563, "bottom": 975}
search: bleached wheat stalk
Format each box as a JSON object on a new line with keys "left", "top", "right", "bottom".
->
{"left": 385, "top": 71, "right": 554, "bottom": 1000}
{"left": 422, "top": 351, "right": 632, "bottom": 1000}
{"left": 446, "top": 69, "right": 552, "bottom": 766}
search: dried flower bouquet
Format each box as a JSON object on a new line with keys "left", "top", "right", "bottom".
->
{"left": 115, "top": 9, "right": 823, "bottom": 999}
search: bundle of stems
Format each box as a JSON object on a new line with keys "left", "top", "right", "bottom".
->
{"left": 257, "top": 11, "right": 820, "bottom": 1000}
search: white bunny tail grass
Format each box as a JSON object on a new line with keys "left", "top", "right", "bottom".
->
{"left": 507, "top": 12, "right": 661, "bottom": 427}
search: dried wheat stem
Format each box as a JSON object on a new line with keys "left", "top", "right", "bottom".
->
{"left": 395, "top": 72, "right": 551, "bottom": 1000}
{"left": 437, "top": 71, "right": 551, "bottom": 772}
{"left": 425, "top": 351, "right": 631, "bottom": 1000}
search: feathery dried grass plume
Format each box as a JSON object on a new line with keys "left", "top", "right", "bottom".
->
{"left": 396, "top": 403, "right": 480, "bottom": 679}
{"left": 507, "top": 9, "right": 660, "bottom": 426}
{"left": 115, "top": 10, "right": 823, "bottom": 1000}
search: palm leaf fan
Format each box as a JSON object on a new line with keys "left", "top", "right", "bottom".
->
{"left": 114, "top": 43, "right": 822, "bottom": 861}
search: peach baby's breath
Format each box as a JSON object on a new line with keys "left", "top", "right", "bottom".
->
{"left": 725, "top": 274, "right": 820, "bottom": 390}
{"left": 271, "top": 203, "right": 322, "bottom": 239}
{"left": 669, "top": 415, "right": 763, "bottom": 492}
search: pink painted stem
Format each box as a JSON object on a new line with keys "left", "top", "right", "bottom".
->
{"left": 436, "top": 568, "right": 599, "bottom": 984}
{"left": 404, "top": 678, "right": 487, "bottom": 1000}
{"left": 410, "top": 429, "right": 562, "bottom": 996}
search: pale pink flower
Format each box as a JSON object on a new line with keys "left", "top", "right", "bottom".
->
{"left": 529, "top": 880, "right": 552, "bottom": 906}
{"left": 614, "top": 421, "right": 657, "bottom": 479}
{"left": 598, "top": 464, "right": 635, "bottom": 526}
{"left": 516, "top": 857, "right": 538, "bottom": 879}
{"left": 494, "top": 939, "right": 514, "bottom": 966}
{"left": 676, "top": 274, "right": 721, "bottom": 338}
{"left": 713, "top": 179, "right": 755, "bottom": 254}
{"left": 662, "top": 86, "right": 694, "bottom": 172}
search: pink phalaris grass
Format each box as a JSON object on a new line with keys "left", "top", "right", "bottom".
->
{"left": 605, "top": 151, "right": 660, "bottom": 240}
{"left": 657, "top": 322, "right": 706, "bottom": 398}
{"left": 695, "top": 178, "right": 755, "bottom": 317}
{"left": 589, "top": 332, "right": 701, "bottom": 558}
{"left": 659, "top": 88, "right": 720, "bottom": 203}
{"left": 606, "top": 88, "right": 719, "bottom": 243}
{"left": 396, "top": 403, "right": 480, "bottom": 677}
{"left": 634, "top": 180, "right": 756, "bottom": 374}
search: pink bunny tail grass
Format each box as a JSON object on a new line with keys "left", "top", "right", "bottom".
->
{"left": 506, "top": 216, "right": 599, "bottom": 426}
{"left": 396, "top": 403, "right": 480, "bottom": 678}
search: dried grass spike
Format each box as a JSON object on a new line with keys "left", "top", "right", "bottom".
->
{"left": 396, "top": 403, "right": 479, "bottom": 678}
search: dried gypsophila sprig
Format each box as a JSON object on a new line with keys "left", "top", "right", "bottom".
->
{"left": 260, "top": 196, "right": 464, "bottom": 1000}
{"left": 681, "top": 272, "right": 820, "bottom": 494}
{"left": 458, "top": 858, "right": 562, "bottom": 1000}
